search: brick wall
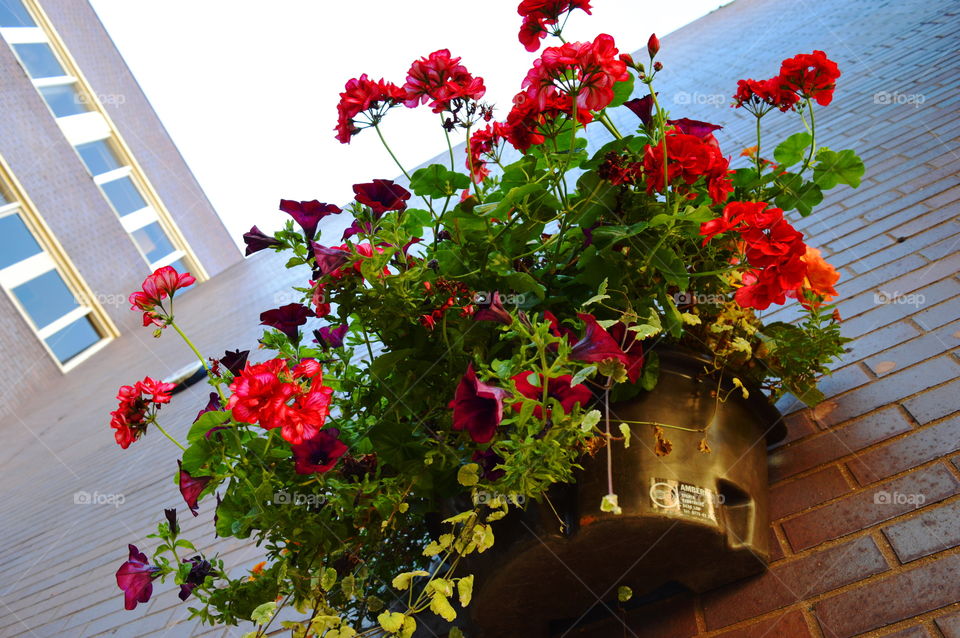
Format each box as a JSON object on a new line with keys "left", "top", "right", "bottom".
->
{"left": 558, "top": 0, "right": 960, "bottom": 635}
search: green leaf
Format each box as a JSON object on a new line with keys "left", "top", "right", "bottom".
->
{"left": 640, "top": 351, "right": 660, "bottom": 391}
{"left": 410, "top": 164, "right": 471, "bottom": 198}
{"left": 570, "top": 365, "right": 596, "bottom": 387}
{"left": 618, "top": 585, "right": 633, "bottom": 602}
{"left": 580, "top": 409, "right": 602, "bottom": 433}
{"left": 180, "top": 439, "right": 214, "bottom": 474}
{"left": 775, "top": 173, "right": 823, "bottom": 216}
{"left": 430, "top": 593, "right": 457, "bottom": 622}
{"left": 773, "top": 132, "right": 812, "bottom": 167}
{"left": 251, "top": 602, "right": 277, "bottom": 625}
{"left": 377, "top": 611, "right": 406, "bottom": 633}
{"left": 503, "top": 272, "right": 546, "bottom": 301}
{"left": 458, "top": 574, "right": 474, "bottom": 607}
{"left": 399, "top": 616, "right": 417, "bottom": 638}
{"left": 609, "top": 73, "right": 636, "bottom": 108}
{"left": 619, "top": 423, "right": 631, "bottom": 448}
{"left": 321, "top": 567, "right": 337, "bottom": 592}
{"left": 186, "top": 410, "right": 229, "bottom": 443}
{"left": 457, "top": 463, "right": 480, "bottom": 487}
{"left": 392, "top": 570, "right": 429, "bottom": 591}
{"left": 813, "top": 148, "right": 865, "bottom": 189}
{"left": 401, "top": 208, "right": 432, "bottom": 235}
{"left": 651, "top": 246, "right": 689, "bottom": 289}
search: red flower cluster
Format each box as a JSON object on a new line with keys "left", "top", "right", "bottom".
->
{"left": 335, "top": 74, "right": 405, "bottom": 143}
{"left": 419, "top": 279, "right": 476, "bottom": 331}
{"left": 128, "top": 266, "right": 195, "bottom": 328}
{"left": 314, "top": 242, "right": 388, "bottom": 280}
{"left": 522, "top": 34, "right": 629, "bottom": 114}
{"left": 403, "top": 49, "right": 486, "bottom": 114}
{"left": 227, "top": 358, "right": 334, "bottom": 446}
{"left": 110, "top": 376, "right": 176, "bottom": 449}
{"left": 512, "top": 372, "right": 591, "bottom": 419}
{"left": 517, "top": 0, "right": 592, "bottom": 52}
{"left": 467, "top": 122, "right": 508, "bottom": 183}
{"left": 699, "top": 201, "right": 839, "bottom": 310}
{"left": 641, "top": 131, "right": 733, "bottom": 205}
{"left": 734, "top": 51, "right": 840, "bottom": 114}
{"left": 504, "top": 91, "right": 586, "bottom": 151}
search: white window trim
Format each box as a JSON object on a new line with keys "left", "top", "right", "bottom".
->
{"left": 0, "top": 250, "right": 55, "bottom": 288}
{"left": 119, "top": 206, "right": 157, "bottom": 232}
{"left": 92, "top": 165, "right": 132, "bottom": 184}
{"left": 0, "top": 26, "right": 44, "bottom": 44}
{"left": 36, "top": 305, "right": 90, "bottom": 339}
{"left": 150, "top": 249, "right": 186, "bottom": 270}
{"left": 32, "top": 74, "right": 76, "bottom": 89}
{"left": 57, "top": 111, "right": 111, "bottom": 146}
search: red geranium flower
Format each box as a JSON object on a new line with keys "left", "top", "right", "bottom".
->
{"left": 353, "top": 179, "right": 411, "bottom": 218}
{"left": 178, "top": 460, "right": 213, "bottom": 517}
{"left": 128, "top": 266, "right": 195, "bottom": 328}
{"left": 335, "top": 74, "right": 406, "bottom": 143}
{"left": 116, "top": 544, "right": 159, "bottom": 610}
{"left": 517, "top": 0, "right": 592, "bottom": 52}
{"left": 291, "top": 428, "right": 348, "bottom": 474}
{"left": 227, "top": 358, "right": 292, "bottom": 427}
{"left": 642, "top": 131, "right": 733, "bottom": 205}
{"left": 449, "top": 364, "right": 510, "bottom": 444}
{"left": 403, "top": 49, "right": 486, "bottom": 114}
{"left": 777, "top": 50, "right": 840, "bottom": 106}
{"left": 512, "top": 372, "right": 592, "bottom": 419}
{"left": 109, "top": 376, "right": 176, "bottom": 449}
{"left": 467, "top": 122, "right": 508, "bottom": 183}
{"left": 733, "top": 77, "right": 800, "bottom": 114}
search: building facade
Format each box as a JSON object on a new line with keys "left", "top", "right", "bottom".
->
{"left": 0, "top": 0, "right": 240, "bottom": 412}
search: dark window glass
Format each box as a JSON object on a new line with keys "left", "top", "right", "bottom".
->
{"left": 12, "top": 43, "right": 65, "bottom": 79}
{"left": 101, "top": 176, "right": 146, "bottom": 216}
{"left": 12, "top": 268, "right": 79, "bottom": 329}
{"left": 132, "top": 222, "right": 175, "bottom": 263}
{"left": 0, "top": 0, "right": 35, "bottom": 27}
{"left": 76, "top": 140, "right": 122, "bottom": 176}
{"left": 45, "top": 315, "right": 100, "bottom": 363}
{"left": 0, "top": 213, "right": 42, "bottom": 270}
{"left": 39, "top": 83, "right": 89, "bottom": 118}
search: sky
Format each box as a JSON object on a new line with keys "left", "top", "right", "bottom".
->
{"left": 89, "top": 1, "right": 727, "bottom": 248}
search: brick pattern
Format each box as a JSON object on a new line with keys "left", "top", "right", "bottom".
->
{"left": 0, "top": 0, "right": 958, "bottom": 635}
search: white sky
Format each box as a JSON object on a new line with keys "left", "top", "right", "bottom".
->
{"left": 89, "top": 1, "right": 726, "bottom": 247}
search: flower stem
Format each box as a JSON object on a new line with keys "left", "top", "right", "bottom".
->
{"left": 154, "top": 420, "right": 186, "bottom": 451}
{"left": 648, "top": 89, "right": 671, "bottom": 211}
{"left": 170, "top": 321, "right": 226, "bottom": 401}
{"left": 374, "top": 123, "right": 411, "bottom": 181}
{"left": 442, "top": 115, "right": 455, "bottom": 170}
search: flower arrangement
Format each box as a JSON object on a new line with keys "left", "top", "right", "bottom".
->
{"left": 110, "top": 3, "right": 862, "bottom": 636}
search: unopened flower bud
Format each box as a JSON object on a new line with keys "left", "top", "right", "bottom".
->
{"left": 619, "top": 53, "right": 635, "bottom": 68}
{"left": 653, "top": 61, "right": 663, "bottom": 72}
{"left": 647, "top": 33, "right": 660, "bottom": 58}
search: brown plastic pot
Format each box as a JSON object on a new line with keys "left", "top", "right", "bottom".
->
{"left": 465, "top": 345, "right": 786, "bottom": 637}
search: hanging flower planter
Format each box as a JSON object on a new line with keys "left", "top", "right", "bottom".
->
{"left": 104, "top": 2, "right": 863, "bottom": 636}
{"left": 466, "top": 345, "right": 787, "bottom": 636}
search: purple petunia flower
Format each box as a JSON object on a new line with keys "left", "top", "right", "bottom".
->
{"left": 448, "top": 364, "right": 510, "bottom": 444}
{"left": 352, "top": 179, "right": 411, "bottom": 219}
{"left": 116, "top": 544, "right": 159, "bottom": 610}
{"left": 314, "top": 324, "right": 349, "bottom": 350}
{"left": 291, "top": 429, "right": 348, "bottom": 474}
{"left": 178, "top": 461, "right": 213, "bottom": 517}
{"left": 474, "top": 291, "right": 512, "bottom": 326}
{"left": 279, "top": 199, "right": 341, "bottom": 240}
{"left": 260, "top": 303, "right": 312, "bottom": 342}
{"left": 242, "top": 226, "right": 282, "bottom": 256}
{"left": 178, "top": 556, "right": 213, "bottom": 601}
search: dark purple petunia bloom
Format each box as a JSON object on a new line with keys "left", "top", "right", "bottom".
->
{"left": 342, "top": 219, "right": 377, "bottom": 241}
{"left": 352, "top": 179, "right": 411, "bottom": 218}
{"left": 472, "top": 448, "right": 506, "bottom": 481}
{"left": 194, "top": 392, "right": 220, "bottom": 423}
{"left": 242, "top": 225, "right": 282, "bottom": 256}
{"left": 312, "top": 243, "right": 351, "bottom": 276}
{"left": 116, "top": 544, "right": 159, "bottom": 610}
{"left": 178, "top": 460, "right": 213, "bottom": 517}
{"left": 279, "top": 199, "right": 341, "bottom": 240}
{"left": 474, "top": 291, "right": 512, "bottom": 325}
{"left": 449, "top": 364, "right": 510, "bottom": 444}
{"left": 291, "top": 429, "right": 348, "bottom": 474}
{"left": 624, "top": 93, "right": 656, "bottom": 127}
{"left": 314, "top": 324, "right": 349, "bottom": 350}
{"left": 570, "top": 313, "right": 631, "bottom": 367}
{"left": 260, "top": 303, "right": 312, "bottom": 342}
{"left": 178, "top": 556, "right": 213, "bottom": 601}
{"left": 668, "top": 117, "right": 723, "bottom": 139}
{"left": 164, "top": 507, "right": 178, "bottom": 534}
{"left": 220, "top": 349, "right": 249, "bottom": 376}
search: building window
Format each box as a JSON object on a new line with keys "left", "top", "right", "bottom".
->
{"left": 0, "top": 193, "right": 110, "bottom": 366}
{"left": 1, "top": 0, "right": 205, "bottom": 277}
